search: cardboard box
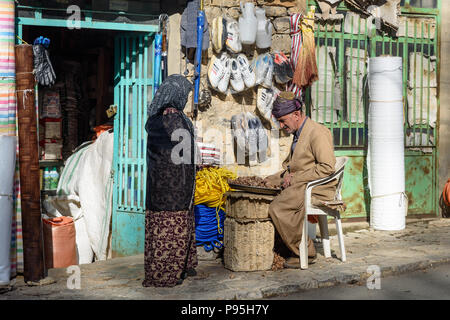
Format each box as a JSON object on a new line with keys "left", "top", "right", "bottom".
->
{"left": 43, "top": 139, "right": 63, "bottom": 160}
{"left": 44, "top": 118, "right": 62, "bottom": 140}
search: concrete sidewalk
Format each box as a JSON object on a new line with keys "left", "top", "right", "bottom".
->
{"left": 1, "top": 218, "right": 450, "bottom": 300}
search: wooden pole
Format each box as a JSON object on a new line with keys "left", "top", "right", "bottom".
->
{"left": 15, "top": 44, "right": 46, "bottom": 283}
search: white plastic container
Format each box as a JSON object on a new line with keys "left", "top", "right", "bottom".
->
{"left": 367, "top": 57, "right": 406, "bottom": 231}
{"left": 255, "top": 8, "right": 272, "bottom": 49}
{"left": 0, "top": 136, "right": 17, "bottom": 285}
{"left": 239, "top": 1, "right": 257, "bottom": 45}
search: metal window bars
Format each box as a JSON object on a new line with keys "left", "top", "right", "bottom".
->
{"left": 304, "top": 0, "right": 439, "bottom": 150}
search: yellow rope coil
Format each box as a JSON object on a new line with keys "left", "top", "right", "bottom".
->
{"left": 194, "top": 167, "right": 237, "bottom": 209}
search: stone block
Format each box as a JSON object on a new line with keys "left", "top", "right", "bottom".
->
{"left": 226, "top": 7, "right": 241, "bottom": 19}
{"left": 256, "top": 0, "right": 296, "bottom": 8}
{"left": 263, "top": 5, "right": 287, "bottom": 17}
{"left": 273, "top": 16, "right": 290, "bottom": 33}
{"left": 210, "top": 0, "right": 241, "bottom": 7}
{"left": 271, "top": 33, "right": 291, "bottom": 54}
{"left": 205, "top": 6, "right": 223, "bottom": 24}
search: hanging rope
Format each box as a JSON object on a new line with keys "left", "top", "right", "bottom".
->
{"left": 194, "top": 167, "right": 236, "bottom": 251}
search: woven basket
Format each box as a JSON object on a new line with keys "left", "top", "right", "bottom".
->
{"left": 224, "top": 191, "right": 276, "bottom": 271}
{"left": 224, "top": 217, "right": 274, "bottom": 271}
{"left": 225, "top": 191, "right": 275, "bottom": 220}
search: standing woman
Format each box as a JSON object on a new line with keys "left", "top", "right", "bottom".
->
{"left": 143, "top": 74, "right": 197, "bottom": 287}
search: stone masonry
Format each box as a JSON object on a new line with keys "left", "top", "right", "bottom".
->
{"left": 179, "top": 0, "right": 309, "bottom": 177}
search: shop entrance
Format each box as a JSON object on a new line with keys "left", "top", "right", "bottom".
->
{"left": 21, "top": 26, "right": 118, "bottom": 155}
{"left": 16, "top": 10, "right": 158, "bottom": 259}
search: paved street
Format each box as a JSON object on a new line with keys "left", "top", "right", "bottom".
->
{"left": 1, "top": 218, "right": 450, "bottom": 300}
{"left": 266, "top": 262, "right": 450, "bottom": 300}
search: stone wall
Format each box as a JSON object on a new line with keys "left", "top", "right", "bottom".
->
{"left": 178, "top": 0, "right": 308, "bottom": 177}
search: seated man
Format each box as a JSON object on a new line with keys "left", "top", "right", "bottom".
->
{"left": 264, "top": 92, "right": 337, "bottom": 268}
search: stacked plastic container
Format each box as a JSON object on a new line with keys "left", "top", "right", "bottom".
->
{"left": 367, "top": 57, "right": 406, "bottom": 231}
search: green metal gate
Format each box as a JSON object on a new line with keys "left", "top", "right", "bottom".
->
{"left": 304, "top": 0, "right": 441, "bottom": 219}
{"left": 111, "top": 33, "right": 157, "bottom": 257}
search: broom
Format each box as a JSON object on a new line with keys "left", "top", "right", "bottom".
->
{"left": 292, "top": 6, "right": 319, "bottom": 89}
{"left": 287, "top": 13, "right": 303, "bottom": 97}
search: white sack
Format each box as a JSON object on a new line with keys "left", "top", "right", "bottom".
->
{"left": 46, "top": 131, "right": 114, "bottom": 263}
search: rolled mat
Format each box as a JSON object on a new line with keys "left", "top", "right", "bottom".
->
{"left": 0, "top": 135, "right": 16, "bottom": 285}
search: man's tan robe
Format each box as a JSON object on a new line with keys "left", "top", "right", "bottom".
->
{"left": 266, "top": 118, "right": 337, "bottom": 256}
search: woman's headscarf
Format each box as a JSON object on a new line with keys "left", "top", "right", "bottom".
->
{"left": 145, "top": 74, "right": 197, "bottom": 210}
{"left": 146, "top": 74, "right": 194, "bottom": 134}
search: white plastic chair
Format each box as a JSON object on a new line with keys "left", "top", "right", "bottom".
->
{"left": 299, "top": 156, "right": 349, "bottom": 269}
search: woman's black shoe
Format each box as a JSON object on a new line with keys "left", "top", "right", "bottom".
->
{"left": 186, "top": 268, "right": 197, "bottom": 277}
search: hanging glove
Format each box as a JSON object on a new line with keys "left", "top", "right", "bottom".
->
{"left": 33, "top": 36, "right": 50, "bottom": 49}
{"left": 33, "top": 44, "right": 56, "bottom": 86}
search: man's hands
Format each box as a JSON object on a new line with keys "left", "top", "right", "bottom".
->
{"left": 282, "top": 173, "right": 294, "bottom": 189}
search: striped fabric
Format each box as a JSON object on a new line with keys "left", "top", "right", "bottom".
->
{"left": 0, "top": 80, "right": 15, "bottom": 135}
{"left": 0, "top": 0, "right": 14, "bottom": 79}
{"left": 287, "top": 13, "right": 303, "bottom": 98}
{"left": 0, "top": 0, "right": 22, "bottom": 276}
{"left": 0, "top": 0, "right": 15, "bottom": 136}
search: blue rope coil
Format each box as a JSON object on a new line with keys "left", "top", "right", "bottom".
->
{"left": 194, "top": 204, "right": 226, "bottom": 252}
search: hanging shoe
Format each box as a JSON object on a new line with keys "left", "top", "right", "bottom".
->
{"left": 270, "top": 88, "right": 281, "bottom": 128}
{"left": 257, "top": 86, "right": 274, "bottom": 120}
{"left": 255, "top": 53, "right": 270, "bottom": 85}
{"left": 262, "top": 55, "right": 274, "bottom": 88}
{"left": 221, "top": 17, "right": 228, "bottom": 49}
{"left": 225, "top": 18, "right": 242, "bottom": 53}
{"left": 208, "top": 52, "right": 229, "bottom": 88}
{"left": 217, "top": 56, "right": 231, "bottom": 93}
{"left": 237, "top": 54, "right": 256, "bottom": 88}
{"left": 212, "top": 16, "right": 225, "bottom": 53}
{"left": 257, "top": 86, "right": 281, "bottom": 128}
{"left": 211, "top": 16, "right": 220, "bottom": 53}
{"left": 273, "top": 51, "right": 293, "bottom": 84}
{"left": 229, "top": 58, "right": 245, "bottom": 92}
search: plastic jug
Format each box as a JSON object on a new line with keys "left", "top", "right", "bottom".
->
{"left": 43, "top": 216, "right": 77, "bottom": 269}
{"left": 255, "top": 7, "right": 272, "bottom": 49}
{"left": 239, "top": 1, "right": 257, "bottom": 45}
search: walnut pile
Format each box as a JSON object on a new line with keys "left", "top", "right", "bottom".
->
{"left": 271, "top": 252, "right": 286, "bottom": 271}
{"left": 229, "top": 176, "right": 277, "bottom": 188}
